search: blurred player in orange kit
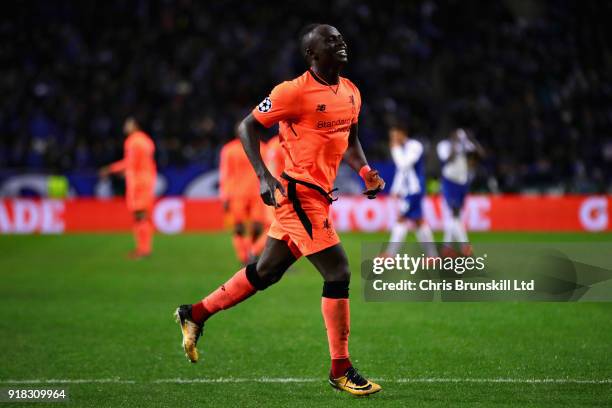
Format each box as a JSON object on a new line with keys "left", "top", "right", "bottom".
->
{"left": 99, "top": 117, "right": 157, "bottom": 259}
{"left": 264, "top": 135, "right": 284, "bottom": 179}
{"left": 175, "top": 24, "right": 385, "bottom": 396}
{"left": 219, "top": 136, "right": 267, "bottom": 264}
{"left": 248, "top": 134, "right": 284, "bottom": 257}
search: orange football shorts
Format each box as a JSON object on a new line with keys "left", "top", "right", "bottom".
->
{"left": 126, "top": 182, "right": 155, "bottom": 212}
{"left": 267, "top": 174, "right": 339, "bottom": 258}
{"left": 228, "top": 195, "right": 267, "bottom": 225}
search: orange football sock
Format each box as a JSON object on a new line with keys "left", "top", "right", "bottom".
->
{"left": 134, "top": 219, "right": 153, "bottom": 254}
{"left": 322, "top": 297, "right": 351, "bottom": 377}
{"left": 191, "top": 268, "right": 256, "bottom": 323}
{"left": 232, "top": 235, "right": 251, "bottom": 263}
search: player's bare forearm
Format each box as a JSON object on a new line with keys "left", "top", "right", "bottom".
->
{"left": 344, "top": 123, "right": 385, "bottom": 198}
{"left": 469, "top": 135, "right": 486, "bottom": 158}
{"left": 343, "top": 124, "right": 368, "bottom": 172}
{"left": 238, "top": 113, "right": 285, "bottom": 206}
{"left": 100, "top": 160, "right": 124, "bottom": 177}
{"left": 238, "top": 114, "right": 270, "bottom": 178}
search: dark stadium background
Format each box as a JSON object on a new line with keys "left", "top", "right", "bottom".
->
{"left": 1, "top": 0, "right": 611, "bottom": 195}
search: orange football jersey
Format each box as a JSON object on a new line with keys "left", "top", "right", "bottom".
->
{"left": 108, "top": 131, "right": 156, "bottom": 211}
{"left": 264, "top": 135, "right": 284, "bottom": 179}
{"left": 219, "top": 138, "right": 264, "bottom": 200}
{"left": 252, "top": 70, "right": 361, "bottom": 192}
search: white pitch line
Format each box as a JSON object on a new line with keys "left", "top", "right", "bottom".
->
{"left": 1, "top": 377, "right": 610, "bottom": 385}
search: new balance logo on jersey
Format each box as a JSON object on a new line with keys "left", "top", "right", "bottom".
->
{"left": 316, "top": 104, "right": 326, "bottom": 112}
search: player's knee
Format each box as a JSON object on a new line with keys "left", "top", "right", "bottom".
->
{"left": 334, "top": 264, "right": 351, "bottom": 282}
{"left": 245, "top": 261, "right": 286, "bottom": 290}
{"left": 234, "top": 223, "right": 246, "bottom": 236}
{"left": 252, "top": 222, "right": 264, "bottom": 237}
{"left": 263, "top": 270, "right": 283, "bottom": 287}
{"left": 322, "top": 280, "right": 350, "bottom": 299}
{"left": 335, "top": 251, "right": 351, "bottom": 281}
{"left": 323, "top": 259, "right": 351, "bottom": 282}
{"left": 134, "top": 210, "right": 147, "bottom": 221}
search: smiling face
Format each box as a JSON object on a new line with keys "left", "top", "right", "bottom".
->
{"left": 304, "top": 25, "right": 348, "bottom": 67}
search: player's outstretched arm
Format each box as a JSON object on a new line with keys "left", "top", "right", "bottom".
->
{"left": 467, "top": 132, "right": 486, "bottom": 158}
{"left": 238, "top": 113, "right": 286, "bottom": 207}
{"left": 99, "top": 159, "right": 126, "bottom": 177}
{"left": 344, "top": 124, "right": 385, "bottom": 199}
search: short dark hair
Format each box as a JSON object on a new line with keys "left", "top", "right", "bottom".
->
{"left": 299, "top": 23, "right": 322, "bottom": 60}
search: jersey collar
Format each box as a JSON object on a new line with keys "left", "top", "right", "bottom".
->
{"left": 308, "top": 69, "right": 340, "bottom": 94}
{"left": 308, "top": 69, "right": 340, "bottom": 86}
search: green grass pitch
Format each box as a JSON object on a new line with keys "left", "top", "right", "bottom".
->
{"left": 0, "top": 232, "right": 611, "bottom": 407}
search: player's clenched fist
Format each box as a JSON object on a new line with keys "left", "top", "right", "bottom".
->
{"left": 360, "top": 166, "right": 385, "bottom": 199}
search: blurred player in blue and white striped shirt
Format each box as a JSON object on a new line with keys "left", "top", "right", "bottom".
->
{"left": 436, "top": 128, "right": 485, "bottom": 256}
{"left": 383, "top": 125, "right": 437, "bottom": 257}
